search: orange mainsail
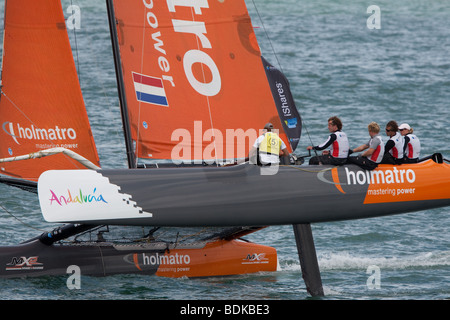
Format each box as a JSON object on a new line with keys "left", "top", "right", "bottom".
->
{"left": 110, "top": 0, "right": 295, "bottom": 164}
{"left": 0, "top": 0, "right": 100, "bottom": 182}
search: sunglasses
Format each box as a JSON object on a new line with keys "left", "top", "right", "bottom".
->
{"left": 385, "top": 128, "right": 395, "bottom": 132}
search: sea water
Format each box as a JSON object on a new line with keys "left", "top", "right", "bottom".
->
{"left": 0, "top": 0, "right": 448, "bottom": 301}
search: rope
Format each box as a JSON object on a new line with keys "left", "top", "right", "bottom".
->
{"left": 0, "top": 90, "right": 98, "bottom": 169}
{"left": 249, "top": 0, "right": 317, "bottom": 155}
{"left": 70, "top": 0, "right": 81, "bottom": 84}
{"left": 0, "top": 203, "right": 46, "bottom": 232}
{"left": 281, "top": 164, "right": 333, "bottom": 173}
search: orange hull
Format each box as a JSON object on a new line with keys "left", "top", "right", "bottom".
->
{"left": 154, "top": 239, "right": 278, "bottom": 278}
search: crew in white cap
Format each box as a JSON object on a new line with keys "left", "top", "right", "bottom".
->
{"left": 399, "top": 123, "right": 421, "bottom": 163}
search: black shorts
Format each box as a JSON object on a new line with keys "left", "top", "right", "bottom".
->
{"left": 381, "top": 153, "right": 403, "bottom": 165}
{"left": 347, "top": 156, "right": 378, "bottom": 171}
{"left": 309, "top": 155, "right": 347, "bottom": 166}
{"left": 403, "top": 157, "right": 419, "bottom": 163}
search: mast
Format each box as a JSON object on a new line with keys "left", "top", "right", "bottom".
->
{"left": 106, "top": 0, "right": 136, "bottom": 168}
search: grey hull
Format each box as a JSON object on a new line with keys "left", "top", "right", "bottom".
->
{"left": 0, "top": 240, "right": 160, "bottom": 278}
{"left": 41, "top": 160, "right": 450, "bottom": 226}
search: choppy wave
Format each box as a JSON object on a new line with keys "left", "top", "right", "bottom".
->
{"left": 318, "top": 251, "right": 450, "bottom": 270}
{"left": 0, "top": 0, "right": 449, "bottom": 300}
{"left": 278, "top": 251, "right": 450, "bottom": 272}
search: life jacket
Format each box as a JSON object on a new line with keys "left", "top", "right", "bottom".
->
{"left": 368, "top": 135, "right": 385, "bottom": 163}
{"left": 388, "top": 132, "right": 404, "bottom": 159}
{"left": 331, "top": 131, "right": 349, "bottom": 158}
{"left": 259, "top": 132, "right": 281, "bottom": 155}
{"left": 405, "top": 134, "right": 421, "bottom": 159}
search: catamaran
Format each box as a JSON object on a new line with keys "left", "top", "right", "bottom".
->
{"left": 0, "top": 0, "right": 449, "bottom": 297}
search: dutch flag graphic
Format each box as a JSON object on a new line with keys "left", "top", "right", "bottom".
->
{"left": 132, "top": 72, "right": 169, "bottom": 107}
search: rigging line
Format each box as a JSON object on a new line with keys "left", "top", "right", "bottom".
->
{"left": 281, "top": 165, "right": 332, "bottom": 173}
{"left": 87, "top": 33, "right": 123, "bottom": 153}
{"left": 67, "top": 1, "right": 118, "bottom": 166}
{"left": 175, "top": 227, "right": 210, "bottom": 244}
{"left": 0, "top": 203, "right": 46, "bottom": 233}
{"left": 189, "top": 8, "right": 219, "bottom": 167}
{"left": 250, "top": 0, "right": 317, "bottom": 156}
{"left": 0, "top": 5, "right": 5, "bottom": 85}
{"left": 0, "top": 91, "right": 38, "bottom": 130}
{"left": 302, "top": 119, "right": 318, "bottom": 157}
{"left": 134, "top": 7, "right": 150, "bottom": 168}
{"left": 0, "top": 91, "right": 93, "bottom": 168}
{"left": 250, "top": 0, "right": 283, "bottom": 73}
{"left": 68, "top": 0, "right": 81, "bottom": 84}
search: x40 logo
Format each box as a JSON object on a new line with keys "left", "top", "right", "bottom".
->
{"left": 242, "top": 253, "right": 269, "bottom": 264}
{"left": 6, "top": 256, "right": 43, "bottom": 271}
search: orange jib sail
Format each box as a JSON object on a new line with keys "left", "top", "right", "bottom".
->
{"left": 0, "top": 0, "right": 100, "bottom": 182}
{"left": 110, "top": 0, "right": 297, "bottom": 163}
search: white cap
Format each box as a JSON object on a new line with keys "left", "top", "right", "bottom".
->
{"left": 399, "top": 123, "right": 411, "bottom": 130}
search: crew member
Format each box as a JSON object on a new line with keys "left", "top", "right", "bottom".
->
{"left": 399, "top": 123, "right": 421, "bottom": 163}
{"left": 250, "top": 122, "right": 288, "bottom": 165}
{"left": 382, "top": 120, "right": 404, "bottom": 164}
{"left": 307, "top": 116, "right": 349, "bottom": 165}
{"left": 348, "top": 122, "right": 384, "bottom": 170}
